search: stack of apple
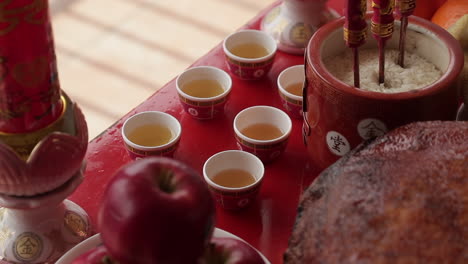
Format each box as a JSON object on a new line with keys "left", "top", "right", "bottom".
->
{"left": 72, "top": 157, "right": 265, "bottom": 264}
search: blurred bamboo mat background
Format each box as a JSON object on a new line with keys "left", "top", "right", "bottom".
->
{"left": 50, "top": 0, "right": 276, "bottom": 139}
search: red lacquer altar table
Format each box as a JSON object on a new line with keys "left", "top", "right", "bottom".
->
{"left": 69, "top": 1, "right": 346, "bottom": 263}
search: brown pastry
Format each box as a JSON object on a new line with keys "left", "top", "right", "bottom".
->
{"left": 284, "top": 121, "right": 468, "bottom": 264}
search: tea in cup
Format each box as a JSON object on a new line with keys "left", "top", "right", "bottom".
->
{"left": 203, "top": 150, "right": 264, "bottom": 210}
{"left": 277, "top": 65, "right": 304, "bottom": 119}
{"left": 176, "top": 66, "right": 232, "bottom": 120}
{"left": 223, "top": 29, "right": 277, "bottom": 80}
{"left": 233, "top": 105, "right": 292, "bottom": 163}
{"left": 121, "top": 111, "right": 181, "bottom": 159}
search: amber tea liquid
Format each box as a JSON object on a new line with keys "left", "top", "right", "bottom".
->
{"left": 241, "top": 123, "right": 283, "bottom": 140}
{"left": 212, "top": 169, "right": 256, "bottom": 188}
{"left": 127, "top": 124, "right": 173, "bottom": 146}
{"left": 285, "top": 82, "right": 303, "bottom": 96}
{"left": 182, "top": 79, "right": 224, "bottom": 98}
{"left": 230, "top": 43, "right": 269, "bottom": 59}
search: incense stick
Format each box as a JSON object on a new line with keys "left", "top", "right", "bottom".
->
{"left": 396, "top": 0, "right": 416, "bottom": 68}
{"left": 371, "top": 0, "right": 395, "bottom": 85}
{"left": 344, "top": 0, "right": 368, "bottom": 88}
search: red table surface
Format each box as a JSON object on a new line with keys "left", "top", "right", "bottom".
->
{"left": 69, "top": 1, "right": 346, "bottom": 263}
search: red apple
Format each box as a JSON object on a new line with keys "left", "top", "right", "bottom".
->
{"left": 200, "top": 237, "right": 265, "bottom": 264}
{"left": 71, "top": 245, "right": 116, "bottom": 264}
{"left": 98, "top": 157, "right": 216, "bottom": 264}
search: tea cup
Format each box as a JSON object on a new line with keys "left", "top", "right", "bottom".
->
{"left": 121, "top": 111, "right": 181, "bottom": 159}
{"left": 223, "top": 29, "right": 277, "bottom": 80}
{"left": 277, "top": 64, "right": 304, "bottom": 119}
{"left": 176, "top": 66, "right": 232, "bottom": 120}
{"left": 233, "top": 105, "right": 292, "bottom": 163}
{"left": 203, "top": 150, "right": 264, "bottom": 210}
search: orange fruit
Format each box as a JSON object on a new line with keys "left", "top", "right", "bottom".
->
{"left": 412, "top": 0, "right": 446, "bottom": 20}
{"left": 432, "top": 0, "right": 468, "bottom": 107}
{"left": 431, "top": 0, "right": 468, "bottom": 29}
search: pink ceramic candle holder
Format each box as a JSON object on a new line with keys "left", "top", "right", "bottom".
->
{"left": 303, "top": 14, "right": 464, "bottom": 170}
{"left": 0, "top": 94, "right": 91, "bottom": 263}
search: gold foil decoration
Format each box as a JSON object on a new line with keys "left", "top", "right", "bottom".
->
{"left": 12, "top": 232, "right": 43, "bottom": 262}
{"left": 371, "top": 21, "right": 394, "bottom": 38}
{"left": 64, "top": 211, "right": 88, "bottom": 239}
{"left": 0, "top": 96, "right": 68, "bottom": 160}
{"left": 344, "top": 28, "right": 368, "bottom": 44}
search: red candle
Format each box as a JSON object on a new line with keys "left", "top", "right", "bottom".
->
{"left": 0, "top": 0, "right": 63, "bottom": 134}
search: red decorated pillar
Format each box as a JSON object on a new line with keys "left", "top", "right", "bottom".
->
{"left": 0, "top": 0, "right": 63, "bottom": 134}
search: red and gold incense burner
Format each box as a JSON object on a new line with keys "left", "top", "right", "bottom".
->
{"left": 0, "top": 1, "right": 91, "bottom": 263}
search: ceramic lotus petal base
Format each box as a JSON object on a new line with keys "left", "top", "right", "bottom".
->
{"left": 0, "top": 93, "right": 89, "bottom": 197}
{"left": 0, "top": 168, "right": 91, "bottom": 264}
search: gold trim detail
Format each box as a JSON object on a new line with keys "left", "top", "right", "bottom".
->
{"left": 178, "top": 95, "right": 226, "bottom": 107}
{"left": 226, "top": 56, "right": 274, "bottom": 68}
{"left": 371, "top": 21, "right": 394, "bottom": 38}
{"left": 208, "top": 184, "right": 260, "bottom": 197}
{"left": 0, "top": 95, "right": 73, "bottom": 160}
{"left": 235, "top": 134, "right": 287, "bottom": 150}
{"left": 343, "top": 28, "right": 367, "bottom": 44}
{"left": 290, "top": 23, "right": 313, "bottom": 46}
{"left": 0, "top": 96, "right": 66, "bottom": 136}
{"left": 126, "top": 142, "right": 178, "bottom": 156}
{"left": 64, "top": 211, "right": 88, "bottom": 238}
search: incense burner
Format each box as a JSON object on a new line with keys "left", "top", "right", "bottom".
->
{"left": 303, "top": 15, "right": 464, "bottom": 170}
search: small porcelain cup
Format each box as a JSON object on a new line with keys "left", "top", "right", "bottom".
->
{"left": 233, "top": 105, "right": 292, "bottom": 163}
{"left": 203, "top": 150, "right": 264, "bottom": 210}
{"left": 176, "top": 66, "right": 232, "bottom": 120}
{"left": 223, "top": 29, "right": 277, "bottom": 80}
{"left": 121, "top": 111, "right": 181, "bottom": 159}
{"left": 277, "top": 64, "right": 304, "bottom": 119}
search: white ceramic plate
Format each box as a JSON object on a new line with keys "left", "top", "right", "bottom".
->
{"left": 56, "top": 228, "right": 270, "bottom": 264}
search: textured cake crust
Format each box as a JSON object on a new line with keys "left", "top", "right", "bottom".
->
{"left": 284, "top": 121, "right": 468, "bottom": 264}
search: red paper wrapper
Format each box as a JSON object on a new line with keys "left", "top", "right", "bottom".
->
{"left": 371, "top": 0, "right": 395, "bottom": 41}
{"left": 0, "top": 0, "right": 63, "bottom": 134}
{"left": 344, "top": 0, "right": 367, "bottom": 48}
